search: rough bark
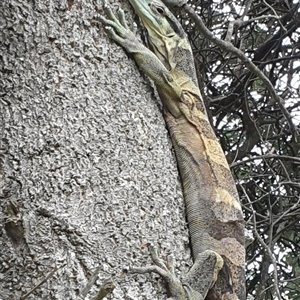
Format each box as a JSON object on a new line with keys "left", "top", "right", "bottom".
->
{"left": 0, "top": 0, "right": 190, "bottom": 299}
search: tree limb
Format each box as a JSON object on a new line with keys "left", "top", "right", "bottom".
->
{"left": 178, "top": 2, "right": 297, "bottom": 139}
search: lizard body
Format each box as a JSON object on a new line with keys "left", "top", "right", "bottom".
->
{"left": 98, "top": 1, "right": 245, "bottom": 299}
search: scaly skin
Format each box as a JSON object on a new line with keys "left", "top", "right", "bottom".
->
{"left": 97, "top": 1, "right": 245, "bottom": 299}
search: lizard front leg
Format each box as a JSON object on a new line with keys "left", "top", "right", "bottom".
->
{"left": 131, "top": 245, "right": 223, "bottom": 300}
{"left": 96, "top": 1, "right": 182, "bottom": 117}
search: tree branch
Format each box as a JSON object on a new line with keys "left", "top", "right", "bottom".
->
{"left": 180, "top": 3, "right": 297, "bottom": 139}
{"left": 21, "top": 264, "right": 65, "bottom": 300}
{"left": 241, "top": 185, "right": 282, "bottom": 300}
{"left": 231, "top": 154, "right": 300, "bottom": 168}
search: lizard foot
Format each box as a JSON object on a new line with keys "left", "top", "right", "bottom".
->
{"left": 131, "top": 245, "right": 188, "bottom": 300}
{"left": 95, "top": 1, "right": 142, "bottom": 52}
{"left": 130, "top": 245, "right": 224, "bottom": 300}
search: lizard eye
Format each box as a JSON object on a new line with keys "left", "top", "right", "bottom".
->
{"left": 156, "top": 6, "right": 165, "bottom": 15}
{"left": 149, "top": 3, "right": 165, "bottom": 15}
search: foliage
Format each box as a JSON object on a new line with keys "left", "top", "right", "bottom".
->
{"left": 176, "top": 0, "right": 300, "bottom": 299}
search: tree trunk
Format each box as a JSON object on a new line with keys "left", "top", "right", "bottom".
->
{"left": 0, "top": 0, "right": 190, "bottom": 299}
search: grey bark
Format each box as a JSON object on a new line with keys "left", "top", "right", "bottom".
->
{"left": 0, "top": 0, "right": 190, "bottom": 299}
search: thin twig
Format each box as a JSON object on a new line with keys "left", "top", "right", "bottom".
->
{"left": 21, "top": 264, "right": 65, "bottom": 299}
{"left": 81, "top": 267, "right": 101, "bottom": 297}
{"left": 240, "top": 185, "right": 282, "bottom": 300}
{"left": 231, "top": 154, "right": 300, "bottom": 168}
{"left": 262, "top": 0, "right": 287, "bottom": 31}
{"left": 225, "top": 14, "right": 281, "bottom": 41}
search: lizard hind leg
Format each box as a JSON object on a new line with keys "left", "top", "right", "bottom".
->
{"left": 131, "top": 245, "right": 223, "bottom": 300}
{"left": 183, "top": 250, "right": 224, "bottom": 299}
{"left": 130, "top": 245, "right": 188, "bottom": 300}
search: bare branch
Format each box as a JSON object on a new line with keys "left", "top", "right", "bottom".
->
{"left": 231, "top": 154, "right": 300, "bottom": 168}
{"left": 20, "top": 265, "right": 65, "bottom": 300}
{"left": 240, "top": 185, "right": 282, "bottom": 300}
{"left": 262, "top": 0, "right": 287, "bottom": 31}
{"left": 182, "top": 3, "right": 297, "bottom": 139}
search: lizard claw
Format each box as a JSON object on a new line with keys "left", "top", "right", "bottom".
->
{"left": 132, "top": 22, "right": 138, "bottom": 34}
{"left": 117, "top": 8, "right": 129, "bottom": 29}
{"left": 148, "top": 245, "right": 175, "bottom": 275}
{"left": 148, "top": 245, "right": 170, "bottom": 272}
{"left": 131, "top": 244, "right": 187, "bottom": 299}
{"left": 95, "top": 0, "right": 139, "bottom": 48}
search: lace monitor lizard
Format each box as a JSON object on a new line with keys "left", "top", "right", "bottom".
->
{"left": 98, "top": 1, "right": 246, "bottom": 299}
